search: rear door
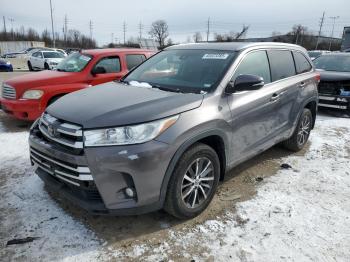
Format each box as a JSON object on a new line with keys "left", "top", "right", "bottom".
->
{"left": 267, "top": 50, "right": 302, "bottom": 132}
{"left": 125, "top": 54, "right": 147, "bottom": 71}
{"left": 89, "top": 56, "right": 124, "bottom": 85}
{"left": 227, "top": 50, "right": 281, "bottom": 161}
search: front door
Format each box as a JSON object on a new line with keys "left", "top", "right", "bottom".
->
{"left": 89, "top": 56, "right": 124, "bottom": 86}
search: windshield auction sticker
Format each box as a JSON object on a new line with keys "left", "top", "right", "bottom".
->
{"left": 202, "top": 53, "right": 229, "bottom": 59}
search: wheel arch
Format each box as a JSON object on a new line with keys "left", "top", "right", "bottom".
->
{"left": 159, "top": 130, "right": 228, "bottom": 205}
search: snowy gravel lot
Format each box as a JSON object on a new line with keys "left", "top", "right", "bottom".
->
{"left": 0, "top": 76, "right": 349, "bottom": 261}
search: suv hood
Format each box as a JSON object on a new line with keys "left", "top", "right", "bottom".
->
{"left": 317, "top": 70, "right": 350, "bottom": 81}
{"left": 47, "top": 82, "right": 204, "bottom": 128}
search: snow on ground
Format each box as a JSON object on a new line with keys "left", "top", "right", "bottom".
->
{"left": 1, "top": 114, "right": 350, "bottom": 261}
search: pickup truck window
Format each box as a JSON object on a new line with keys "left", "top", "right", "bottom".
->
{"left": 56, "top": 52, "right": 92, "bottom": 72}
{"left": 94, "top": 56, "right": 121, "bottom": 73}
{"left": 126, "top": 54, "right": 146, "bottom": 70}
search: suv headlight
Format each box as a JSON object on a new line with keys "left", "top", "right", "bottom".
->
{"left": 22, "top": 90, "right": 44, "bottom": 99}
{"left": 84, "top": 115, "right": 179, "bottom": 147}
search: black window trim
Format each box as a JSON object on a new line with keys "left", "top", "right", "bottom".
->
{"left": 92, "top": 55, "right": 121, "bottom": 74}
{"left": 292, "top": 50, "right": 313, "bottom": 75}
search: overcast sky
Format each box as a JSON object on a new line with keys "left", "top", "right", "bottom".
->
{"left": 1, "top": 0, "right": 349, "bottom": 46}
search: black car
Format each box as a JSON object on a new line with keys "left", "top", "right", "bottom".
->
{"left": 313, "top": 53, "right": 350, "bottom": 112}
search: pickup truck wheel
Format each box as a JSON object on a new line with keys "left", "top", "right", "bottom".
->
{"left": 164, "top": 143, "right": 220, "bottom": 219}
{"left": 28, "top": 61, "right": 33, "bottom": 71}
{"left": 44, "top": 63, "right": 50, "bottom": 70}
{"left": 282, "top": 108, "right": 312, "bottom": 152}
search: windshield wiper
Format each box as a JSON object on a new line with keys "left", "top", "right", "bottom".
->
{"left": 56, "top": 68, "right": 66, "bottom": 72}
{"left": 151, "top": 84, "right": 181, "bottom": 93}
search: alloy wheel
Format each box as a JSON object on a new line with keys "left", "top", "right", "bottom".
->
{"left": 297, "top": 114, "right": 310, "bottom": 146}
{"left": 181, "top": 157, "right": 214, "bottom": 209}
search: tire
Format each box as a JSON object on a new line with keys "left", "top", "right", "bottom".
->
{"left": 28, "top": 61, "right": 33, "bottom": 71}
{"left": 164, "top": 143, "right": 220, "bottom": 219}
{"left": 44, "top": 63, "right": 50, "bottom": 70}
{"left": 282, "top": 108, "right": 313, "bottom": 152}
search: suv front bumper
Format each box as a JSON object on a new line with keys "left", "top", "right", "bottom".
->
{"left": 29, "top": 124, "right": 177, "bottom": 215}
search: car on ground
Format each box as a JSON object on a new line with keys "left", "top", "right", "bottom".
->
{"left": 28, "top": 42, "right": 319, "bottom": 218}
{"left": 1, "top": 52, "right": 22, "bottom": 58}
{"left": 28, "top": 50, "right": 66, "bottom": 71}
{"left": 0, "top": 59, "right": 13, "bottom": 72}
{"left": 308, "top": 50, "right": 330, "bottom": 60}
{"left": 0, "top": 48, "right": 154, "bottom": 120}
{"left": 313, "top": 53, "right": 350, "bottom": 112}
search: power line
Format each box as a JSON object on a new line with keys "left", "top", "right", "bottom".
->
{"left": 49, "top": 0, "right": 55, "bottom": 48}
{"left": 64, "top": 14, "right": 68, "bottom": 43}
{"left": 328, "top": 16, "right": 340, "bottom": 50}
{"left": 89, "top": 20, "right": 93, "bottom": 40}
{"left": 138, "top": 21, "right": 143, "bottom": 41}
{"left": 123, "top": 21, "right": 127, "bottom": 44}
{"left": 315, "top": 11, "right": 325, "bottom": 49}
{"left": 206, "top": 17, "right": 210, "bottom": 42}
{"left": 3, "top": 16, "right": 6, "bottom": 33}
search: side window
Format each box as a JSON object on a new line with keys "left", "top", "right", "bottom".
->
{"left": 32, "top": 52, "right": 39, "bottom": 57}
{"left": 293, "top": 51, "right": 312, "bottom": 74}
{"left": 94, "top": 56, "right": 121, "bottom": 73}
{"left": 267, "top": 50, "right": 296, "bottom": 81}
{"left": 126, "top": 54, "right": 146, "bottom": 70}
{"left": 232, "top": 50, "right": 271, "bottom": 84}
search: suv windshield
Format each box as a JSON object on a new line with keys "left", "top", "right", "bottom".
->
{"left": 123, "top": 49, "right": 236, "bottom": 93}
{"left": 43, "top": 52, "right": 65, "bottom": 58}
{"left": 56, "top": 52, "right": 92, "bottom": 72}
{"left": 313, "top": 55, "right": 350, "bottom": 72}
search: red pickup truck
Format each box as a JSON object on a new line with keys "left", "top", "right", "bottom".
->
{"left": 0, "top": 48, "right": 154, "bottom": 120}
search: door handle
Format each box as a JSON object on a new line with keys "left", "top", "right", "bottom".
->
{"left": 270, "top": 93, "right": 280, "bottom": 102}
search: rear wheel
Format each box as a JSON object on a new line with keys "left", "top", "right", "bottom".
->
{"left": 164, "top": 143, "right": 220, "bottom": 219}
{"left": 28, "top": 61, "right": 33, "bottom": 71}
{"left": 282, "top": 108, "right": 312, "bottom": 151}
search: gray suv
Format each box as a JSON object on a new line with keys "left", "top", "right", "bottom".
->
{"left": 29, "top": 43, "right": 319, "bottom": 218}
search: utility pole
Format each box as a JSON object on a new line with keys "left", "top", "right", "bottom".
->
{"left": 49, "top": 0, "right": 55, "bottom": 48}
{"left": 138, "top": 22, "right": 143, "bottom": 42}
{"left": 3, "top": 16, "right": 6, "bottom": 33}
{"left": 123, "top": 21, "right": 127, "bottom": 45}
{"left": 206, "top": 17, "right": 210, "bottom": 42}
{"left": 89, "top": 20, "right": 93, "bottom": 40}
{"left": 111, "top": 33, "right": 114, "bottom": 44}
{"left": 328, "top": 16, "right": 340, "bottom": 50}
{"left": 8, "top": 18, "right": 14, "bottom": 40}
{"left": 64, "top": 14, "right": 68, "bottom": 44}
{"left": 315, "top": 11, "right": 325, "bottom": 50}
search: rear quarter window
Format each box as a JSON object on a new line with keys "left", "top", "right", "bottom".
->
{"left": 293, "top": 51, "right": 312, "bottom": 74}
{"left": 267, "top": 50, "right": 296, "bottom": 81}
{"left": 126, "top": 54, "right": 146, "bottom": 70}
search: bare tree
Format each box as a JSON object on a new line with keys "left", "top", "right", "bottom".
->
{"left": 235, "top": 25, "right": 249, "bottom": 40}
{"left": 193, "top": 32, "right": 202, "bottom": 43}
{"left": 149, "top": 20, "right": 169, "bottom": 48}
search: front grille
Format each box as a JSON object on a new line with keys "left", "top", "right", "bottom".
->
{"left": 38, "top": 113, "right": 83, "bottom": 153}
{"left": 1, "top": 84, "right": 16, "bottom": 99}
{"left": 318, "top": 81, "right": 350, "bottom": 95}
{"left": 30, "top": 147, "right": 92, "bottom": 187}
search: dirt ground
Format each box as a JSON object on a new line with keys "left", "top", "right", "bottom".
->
{"left": 1, "top": 71, "right": 349, "bottom": 261}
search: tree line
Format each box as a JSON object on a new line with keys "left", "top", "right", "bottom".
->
{"left": 0, "top": 26, "right": 97, "bottom": 49}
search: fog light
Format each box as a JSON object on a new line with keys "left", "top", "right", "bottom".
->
{"left": 125, "top": 187, "right": 135, "bottom": 198}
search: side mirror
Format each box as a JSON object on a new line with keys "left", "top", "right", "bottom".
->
{"left": 226, "top": 74, "right": 264, "bottom": 94}
{"left": 92, "top": 66, "right": 106, "bottom": 75}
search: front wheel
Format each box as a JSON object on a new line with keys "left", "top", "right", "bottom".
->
{"left": 282, "top": 108, "right": 312, "bottom": 151}
{"left": 44, "top": 63, "right": 50, "bottom": 70}
{"left": 164, "top": 143, "right": 220, "bottom": 219}
{"left": 28, "top": 61, "right": 33, "bottom": 71}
